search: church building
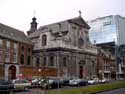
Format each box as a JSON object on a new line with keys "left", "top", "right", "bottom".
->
{"left": 27, "top": 15, "right": 97, "bottom": 79}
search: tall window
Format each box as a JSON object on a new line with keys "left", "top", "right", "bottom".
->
{"left": 43, "top": 57, "right": 46, "bottom": 66}
{"left": 13, "top": 52, "right": 17, "bottom": 63}
{"left": 48, "top": 56, "right": 54, "bottom": 66}
{"left": 36, "top": 57, "right": 40, "bottom": 67}
{"left": 63, "top": 57, "right": 67, "bottom": 67}
{"left": 14, "top": 43, "right": 18, "bottom": 50}
{"left": 42, "top": 35, "right": 47, "bottom": 46}
{"left": 27, "top": 56, "right": 31, "bottom": 65}
{"left": 5, "top": 51, "right": 10, "bottom": 62}
{"left": 27, "top": 48, "right": 31, "bottom": 65}
{"left": 0, "top": 39, "right": 2, "bottom": 48}
{"left": 0, "top": 51, "right": 2, "bottom": 62}
{"left": 6, "top": 41, "right": 10, "bottom": 49}
{"left": 92, "top": 61, "right": 95, "bottom": 68}
{"left": 13, "top": 43, "right": 18, "bottom": 63}
{"left": 20, "top": 46, "right": 24, "bottom": 64}
{"left": 21, "top": 54, "right": 24, "bottom": 64}
{"left": 21, "top": 46, "right": 24, "bottom": 53}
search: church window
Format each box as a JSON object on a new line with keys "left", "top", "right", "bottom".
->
{"left": 42, "top": 35, "right": 47, "bottom": 46}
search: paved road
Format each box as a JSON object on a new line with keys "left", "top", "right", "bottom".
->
{"left": 14, "top": 88, "right": 125, "bottom": 94}
{"left": 14, "top": 89, "right": 46, "bottom": 94}
{"left": 97, "top": 88, "right": 125, "bottom": 94}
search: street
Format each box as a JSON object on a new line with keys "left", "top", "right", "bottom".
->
{"left": 14, "top": 87, "right": 125, "bottom": 94}
{"left": 97, "top": 88, "right": 125, "bottom": 94}
{"left": 14, "top": 89, "right": 45, "bottom": 94}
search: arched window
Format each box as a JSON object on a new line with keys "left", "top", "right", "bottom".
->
{"left": 42, "top": 35, "right": 47, "bottom": 46}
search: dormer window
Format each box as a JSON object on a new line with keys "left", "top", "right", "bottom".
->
{"left": 42, "top": 34, "right": 47, "bottom": 46}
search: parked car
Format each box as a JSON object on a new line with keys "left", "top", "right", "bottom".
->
{"left": 13, "top": 79, "right": 31, "bottom": 91}
{"left": 42, "top": 78, "right": 63, "bottom": 89}
{"left": 69, "top": 79, "right": 88, "bottom": 86}
{"left": 88, "top": 78, "right": 99, "bottom": 84}
{"left": 0, "top": 79, "right": 14, "bottom": 94}
{"left": 31, "top": 78, "right": 41, "bottom": 87}
{"left": 99, "top": 78, "right": 109, "bottom": 83}
{"left": 61, "top": 78, "right": 70, "bottom": 86}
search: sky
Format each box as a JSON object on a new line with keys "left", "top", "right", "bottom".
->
{"left": 0, "top": 0, "right": 125, "bottom": 34}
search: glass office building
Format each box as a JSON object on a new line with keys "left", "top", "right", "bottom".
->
{"left": 88, "top": 15, "right": 125, "bottom": 46}
{"left": 88, "top": 15, "right": 125, "bottom": 79}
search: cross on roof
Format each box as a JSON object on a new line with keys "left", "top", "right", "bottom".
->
{"left": 79, "top": 10, "right": 82, "bottom": 17}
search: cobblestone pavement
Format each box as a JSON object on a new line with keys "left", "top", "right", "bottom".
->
{"left": 97, "top": 88, "right": 125, "bottom": 94}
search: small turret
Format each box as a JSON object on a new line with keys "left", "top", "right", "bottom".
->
{"left": 27, "top": 16, "right": 37, "bottom": 35}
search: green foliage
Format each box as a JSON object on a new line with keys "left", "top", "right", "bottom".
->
{"left": 48, "top": 81, "right": 125, "bottom": 94}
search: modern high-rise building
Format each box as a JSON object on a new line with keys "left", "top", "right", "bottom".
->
{"left": 88, "top": 15, "right": 125, "bottom": 45}
{"left": 88, "top": 15, "right": 125, "bottom": 79}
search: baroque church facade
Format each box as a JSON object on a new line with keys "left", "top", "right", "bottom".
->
{"left": 27, "top": 16, "right": 97, "bottom": 79}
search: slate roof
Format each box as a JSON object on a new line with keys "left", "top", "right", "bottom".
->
{"left": 0, "top": 23, "right": 32, "bottom": 45}
{"left": 28, "top": 16, "right": 90, "bottom": 38}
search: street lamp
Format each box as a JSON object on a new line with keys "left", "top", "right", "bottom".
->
{"left": 34, "top": 54, "right": 49, "bottom": 94}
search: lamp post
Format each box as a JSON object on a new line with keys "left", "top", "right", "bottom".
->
{"left": 34, "top": 54, "right": 49, "bottom": 94}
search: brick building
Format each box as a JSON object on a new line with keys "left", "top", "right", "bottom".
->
{"left": 0, "top": 23, "right": 33, "bottom": 80}
{"left": 97, "top": 47, "right": 116, "bottom": 80}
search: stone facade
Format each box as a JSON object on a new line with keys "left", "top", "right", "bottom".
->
{"left": 28, "top": 16, "right": 97, "bottom": 79}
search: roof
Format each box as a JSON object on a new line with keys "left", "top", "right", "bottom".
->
{"left": 28, "top": 16, "right": 90, "bottom": 38}
{"left": 0, "top": 23, "right": 32, "bottom": 45}
{"left": 68, "top": 16, "right": 90, "bottom": 29}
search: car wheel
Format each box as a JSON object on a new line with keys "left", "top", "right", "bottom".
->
{"left": 78, "top": 83, "right": 80, "bottom": 86}
{"left": 24, "top": 87, "right": 28, "bottom": 91}
{"left": 10, "top": 90, "right": 14, "bottom": 94}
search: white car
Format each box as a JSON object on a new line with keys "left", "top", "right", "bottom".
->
{"left": 88, "top": 78, "right": 99, "bottom": 84}
{"left": 99, "top": 78, "right": 109, "bottom": 83}
{"left": 69, "top": 79, "right": 88, "bottom": 86}
{"left": 13, "top": 79, "right": 31, "bottom": 91}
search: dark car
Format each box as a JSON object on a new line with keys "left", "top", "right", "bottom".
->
{"left": 61, "top": 78, "right": 70, "bottom": 86}
{"left": 69, "top": 79, "right": 88, "bottom": 86}
{"left": 42, "top": 79, "right": 63, "bottom": 89}
{"left": 0, "top": 79, "right": 14, "bottom": 94}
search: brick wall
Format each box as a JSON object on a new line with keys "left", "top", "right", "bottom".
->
{"left": 20, "top": 67, "right": 58, "bottom": 77}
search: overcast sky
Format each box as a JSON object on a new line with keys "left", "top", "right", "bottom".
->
{"left": 0, "top": 0, "right": 125, "bottom": 33}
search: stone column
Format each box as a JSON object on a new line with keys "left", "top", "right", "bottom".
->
{"left": 56, "top": 52, "right": 60, "bottom": 77}
{"left": 76, "top": 55, "right": 79, "bottom": 78}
